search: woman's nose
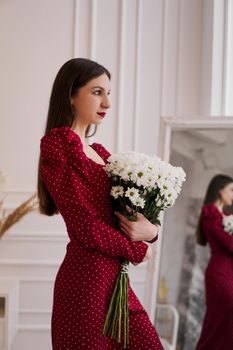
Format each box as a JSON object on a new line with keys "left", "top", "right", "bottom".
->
{"left": 101, "top": 94, "right": 111, "bottom": 109}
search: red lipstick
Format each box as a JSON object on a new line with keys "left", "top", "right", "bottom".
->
{"left": 97, "top": 112, "right": 106, "bottom": 118}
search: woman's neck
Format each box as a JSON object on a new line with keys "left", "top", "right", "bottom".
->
{"left": 214, "top": 200, "right": 224, "bottom": 213}
{"left": 71, "top": 121, "right": 88, "bottom": 146}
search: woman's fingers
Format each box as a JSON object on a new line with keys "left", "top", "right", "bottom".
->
{"left": 118, "top": 223, "right": 129, "bottom": 237}
{"left": 119, "top": 222, "right": 139, "bottom": 241}
{"left": 125, "top": 205, "right": 133, "bottom": 214}
{"left": 115, "top": 210, "right": 159, "bottom": 241}
{"left": 114, "top": 211, "right": 129, "bottom": 224}
{"left": 119, "top": 221, "right": 131, "bottom": 234}
{"left": 115, "top": 211, "right": 136, "bottom": 229}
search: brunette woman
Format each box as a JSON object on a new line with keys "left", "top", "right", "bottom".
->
{"left": 38, "top": 58, "right": 163, "bottom": 349}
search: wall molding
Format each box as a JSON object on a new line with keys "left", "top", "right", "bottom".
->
{"left": 90, "top": 0, "right": 97, "bottom": 59}
{"left": 174, "top": 0, "right": 181, "bottom": 115}
{"left": 19, "top": 308, "right": 51, "bottom": 314}
{"left": 72, "top": 0, "right": 77, "bottom": 57}
{"left": 2, "top": 230, "right": 67, "bottom": 242}
{"left": 158, "top": 0, "right": 165, "bottom": 136}
{"left": 18, "top": 325, "right": 50, "bottom": 331}
{"left": 0, "top": 259, "right": 146, "bottom": 283}
{"left": 115, "top": 0, "right": 125, "bottom": 152}
{"left": 21, "top": 277, "right": 54, "bottom": 283}
{"left": 18, "top": 309, "right": 51, "bottom": 328}
{"left": 19, "top": 309, "right": 51, "bottom": 328}
{"left": 0, "top": 259, "right": 61, "bottom": 267}
{"left": 132, "top": 0, "right": 141, "bottom": 151}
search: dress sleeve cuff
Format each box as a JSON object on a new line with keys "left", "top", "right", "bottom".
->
{"left": 145, "top": 235, "right": 158, "bottom": 244}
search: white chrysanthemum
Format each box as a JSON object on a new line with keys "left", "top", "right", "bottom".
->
{"left": 110, "top": 186, "right": 124, "bottom": 199}
{"left": 164, "top": 190, "right": 177, "bottom": 207}
{"left": 125, "top": 187, "right": 140, "bottom": 204}
{"left": 223, "top": 215, "right": 233, "bottom": 235}
{"left": 106, "top": 151, "right": 186, "bottom": 211}
{"left": 130, "top": 167, "right": 146, "bottom": 187}
{"left": 119, "top": 167, "right": 133, "bottom": 181}
{"left": 133, "top": 197, "right": 146, "bottom": 209}
{"left": 158, "top": 182, "right": 170, "bottom": 195}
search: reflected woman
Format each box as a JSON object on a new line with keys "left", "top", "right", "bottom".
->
{"left": 196, "top": 174, "right": 233, "bottom": 350}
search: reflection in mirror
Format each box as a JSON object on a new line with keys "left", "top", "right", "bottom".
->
{"left": 156, "top": 128, "right": 233, "bottom": 350}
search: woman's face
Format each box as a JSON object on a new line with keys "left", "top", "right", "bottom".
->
{"left": 71, "top": 73, "right": 111, "bottom": 127}
{"left": 219, "top": 182, "right": 233, "bottom": 206}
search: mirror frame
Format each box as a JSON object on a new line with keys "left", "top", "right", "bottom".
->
{"left": 144, "top": 116, "right": 233, "bottom": 322}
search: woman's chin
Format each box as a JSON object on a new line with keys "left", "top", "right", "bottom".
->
{"left": 94, "top": 118, "right": 104, "bottom": 125}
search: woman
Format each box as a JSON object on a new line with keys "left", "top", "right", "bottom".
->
{"left": 38, "top": 58, "right": 163, "bottom": 349}
{"left": 196, "top": 174, "right": 233, "bottom": 350}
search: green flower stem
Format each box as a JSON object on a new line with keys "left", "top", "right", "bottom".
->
{"left": 103, "top": 260, "right": 129, "bottom": 348}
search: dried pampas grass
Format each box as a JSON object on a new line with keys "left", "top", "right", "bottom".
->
{"left": 0, "top": 193, "right": 38, "bottom": 238}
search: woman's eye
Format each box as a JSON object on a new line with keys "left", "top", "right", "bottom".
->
{"left": 93, "top": 90, "right": 101, "bottom": 95}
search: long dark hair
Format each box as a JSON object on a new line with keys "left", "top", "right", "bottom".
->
{"left": 196, "top": 174, "right": 233, "bottom": 245}
{"left": 38, "top": 58, "right": 111, "bottom": 216}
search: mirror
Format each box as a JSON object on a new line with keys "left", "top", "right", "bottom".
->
{"left": 144, "top": 117, "right": 233, "bottom": 350}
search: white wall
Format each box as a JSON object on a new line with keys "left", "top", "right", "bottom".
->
{"left": 0, "top": 0, "right": 204, "bottom": 191}
{"left": 0, "top": 0, "right": 204, "bottom": 349}
{"left": 0, "top": 0, "right": 75, "bottom": 191}
{"left": 162, "top": 0, "right": 203, "bottom": 117}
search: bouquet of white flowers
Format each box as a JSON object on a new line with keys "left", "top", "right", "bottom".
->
{"left": 223, "top": 215, "right": 233, "bottom": 235}
{"left": 102, "top": 151, "right": 186, "bottom": 348}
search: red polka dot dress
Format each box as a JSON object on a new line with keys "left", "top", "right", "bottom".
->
{"left": 40, "top": 126, "right": 163, "bottom": 350}
{"left": 196, "top": 204, "right": 233, "bottom": 350}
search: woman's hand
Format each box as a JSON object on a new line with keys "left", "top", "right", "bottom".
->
{"left": 114, "top": 210, "right": 159, "bottom": 242}
{"left": 142, "top": 243, "right": 152, "bottom": 261}
{"left": 132, "top": 243, "right": 152, "bottom": 265}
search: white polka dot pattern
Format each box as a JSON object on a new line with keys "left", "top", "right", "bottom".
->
{"left": 40, "top": 126, "right": 163, "bottom": 349}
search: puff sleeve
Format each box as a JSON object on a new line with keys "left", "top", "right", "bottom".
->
{"left": 201, "top": 204, "right": 233, "bottom": 253}
{"left": 40, "top": 127, "right": 148, "bottom": 264}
